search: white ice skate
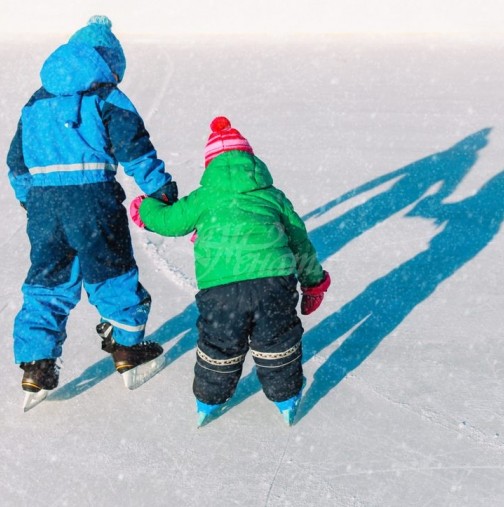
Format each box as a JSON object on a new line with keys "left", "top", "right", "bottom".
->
{"left": 23, "top": 389, "right": 49, "bottom": 412}
{"left": 120, "top": 354, "right": 166, "bottom": 390}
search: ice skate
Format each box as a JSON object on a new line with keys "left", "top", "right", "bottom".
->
{"left": 196, "top": 399, "right": 224, "bottom": 427}
{"left": 274, "top": 390, "right": 303, "bottom": 426}
{"left": 20, "top": 359, "right": 59, "bottom": 412}
{"left": 97, "top": 322, "right": 165, "bottom": 389}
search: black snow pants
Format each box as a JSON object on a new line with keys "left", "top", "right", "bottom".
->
{"left": 193, "top": 275, "right": 304, "bottom": 405}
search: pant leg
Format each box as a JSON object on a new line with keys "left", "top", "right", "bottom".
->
{"left": 14, "top": 257, "right": 82, "bottom": 363}
{"left": 193, "top": 284, "right": 252, "bottom": 405}
{"left": 14, "top": 192, "right": 84, "bottom": 364}
{"left": 61, "top": 182, "right": 136, "bottom": 284}
{"left": 249, "top": 275, "right": 304, "bottom": 402}
{"left": 84, "top": 267, "right": 151, "bottom": 346}
{"left": 64, "top": 182, "right": 149, "bottom": 346}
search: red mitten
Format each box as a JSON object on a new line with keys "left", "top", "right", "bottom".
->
{"left": 301, "top": 271, "right": 331, "bottom": 315}
{"left": 129, "top": 195, "right": 147, "bottom": 228}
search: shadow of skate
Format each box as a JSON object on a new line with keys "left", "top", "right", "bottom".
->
{"left": 51, "top": 302, "right": 198, "bottom": 400}
{"left": 149, "top": 302, "right": 199, "bottom": 368}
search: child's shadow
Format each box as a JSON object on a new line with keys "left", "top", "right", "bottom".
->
{"left": 224, "top": 128, "right": 503, "bottom": 419}
{"left": 298, "top": 167, "right": 504, "bottom": 419}
{"left": 51, "top": 302, "right": 198, "bottom": 400}
{"left": 307, "top": 128, "right": 491, "bottom": 262}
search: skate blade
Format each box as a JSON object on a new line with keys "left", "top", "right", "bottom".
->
{"left": 281, "top": 408, "right": 297, "bottom": 426}
{"left": 196, "top": 405, "right": 224, "bottom": 428}
{"left": 197, "top": 412, "right": 209, "bottom": 427}
{"left": 23, "top": 389, "right": 49, "bottom": 412}
{"left": 197, "top": 410, "right": 222, "bottom": 428}
{"left": 121, "top": 354, "right": 165, "bottom": 390}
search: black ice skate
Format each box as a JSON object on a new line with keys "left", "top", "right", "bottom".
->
{"left": 96, "top": 322, "right": 165, "bottom": 389}
{"left": 20, "top": 359, "right": 60, "bottom": 412}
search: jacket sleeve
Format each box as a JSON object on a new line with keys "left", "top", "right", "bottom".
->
{"left": 7, "top": 119, "right": 32, "bottom": 203}
{"left": 279, "top": 192, "right": 324, "bottom": 287}
{"left": 139, "top": 191, "right": 201, "bottom": 237}
{"left": 101, "top": 88, "right": 172, "bottom": 196}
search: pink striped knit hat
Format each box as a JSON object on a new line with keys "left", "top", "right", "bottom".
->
{"left": 204, "top": 117, "right": 254, "bottom": 167}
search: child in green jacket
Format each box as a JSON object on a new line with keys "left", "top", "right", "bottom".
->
{"left": 131, "top": 117, "right": 330, "bottom": 425}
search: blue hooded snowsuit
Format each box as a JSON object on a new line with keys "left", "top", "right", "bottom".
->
{"left": 7, "top": 17, "right": 173, "bottom": 363}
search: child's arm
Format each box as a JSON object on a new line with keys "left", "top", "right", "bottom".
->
{"left": 101, "top": 88, "right": 175, "bottom": 199}
{"left": 279, "top": 192, "right": 324, "bottom": 287}
{"left": 7, "top": 119, "right": 32, "bottom": 205}
{"left": 278, "top": 191, "right": 331, "bottom": 315}
{"left": 139, "top": 191, "right": 200, "bottom": 237}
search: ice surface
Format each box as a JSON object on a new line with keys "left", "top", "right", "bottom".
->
{"left": 1, "top": 34, "right": 503, "bottom": 506}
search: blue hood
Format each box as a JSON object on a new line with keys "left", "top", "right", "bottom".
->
{"left": 41, "top": 42, "right": 116, "bottom": 95}
{"left": 40, "top": 43, "right": 117, "bottom": 127}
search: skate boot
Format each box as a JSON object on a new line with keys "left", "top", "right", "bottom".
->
{"left": 196, "top": 399, "right": 224, "bottom": 427}
{"left": 96, "top": 322, "right": 165, "bottom": 390}
{"left": 21, "top": 359, "right": 59, "bottom": 392}
{"left": 20, "top": 359, "right": 60, "bottom": 412}
{"left": 273, "top": 387, "right": 304, "bottom": 426}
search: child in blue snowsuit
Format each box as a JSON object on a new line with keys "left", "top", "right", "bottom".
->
{"left": 7, "top": 16, "right": 177, "bottom": 396}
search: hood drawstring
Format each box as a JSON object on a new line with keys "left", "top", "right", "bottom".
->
{"left": 53, "top": 93, "right": 83, "bottom": 129}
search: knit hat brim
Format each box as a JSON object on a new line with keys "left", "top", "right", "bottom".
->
{"left": 204, "top": 117, "right": 253, "bottom": 167}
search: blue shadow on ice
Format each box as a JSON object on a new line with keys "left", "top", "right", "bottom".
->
{"left": 221, "top": 128, "right": 504, "bottom": 421}
{"left": 306, "top": 128, "right": 491, "bottom": 262}
{"left": 51, "top": 302, "right": 198, "bottom": 400}
{"left": 298, "top": 128, "right": 504, "bottom": 419}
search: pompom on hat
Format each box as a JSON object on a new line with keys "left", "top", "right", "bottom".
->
{"left": 204, "top": 117, "right": 254, "bottom": 167}
{"left": 69, "top": 15, "right": 126, "bottom": 82}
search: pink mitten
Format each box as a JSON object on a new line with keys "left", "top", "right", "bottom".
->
{"left": 129, "top": 195, "right": 146, "bottom": 228}
{"left": 301, "top": 271, "right": 331, "bottom": 315}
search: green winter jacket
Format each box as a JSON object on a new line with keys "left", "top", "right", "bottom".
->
{"left": 139, "top": 150, "right": 323, "bottom": 290}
